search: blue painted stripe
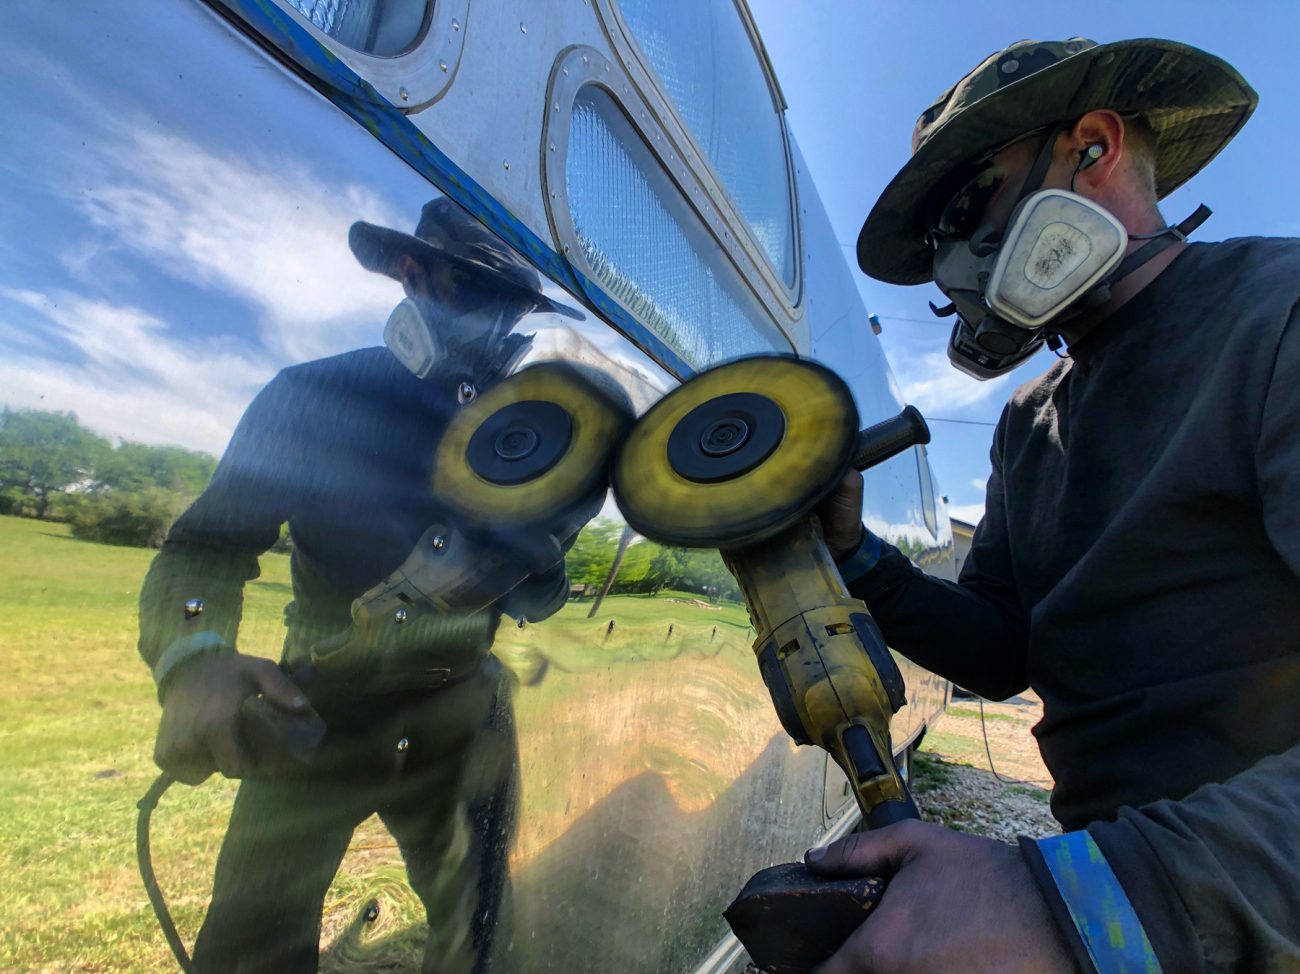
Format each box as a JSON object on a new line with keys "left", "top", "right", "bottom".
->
{"left": 212, "top": 0, "right": 696, "bottom": 380}
{"left": 1037, "top": 832, "right": 1162, "bottom": 974}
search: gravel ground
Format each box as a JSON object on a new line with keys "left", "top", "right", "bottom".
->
{"left": 910, "top": 691, "right": 1062, "bottom": 841}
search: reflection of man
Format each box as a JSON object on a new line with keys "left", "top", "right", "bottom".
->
{"left": 139, "top": 198, "right": 582, "bottom": 973}
{"left": 814, "top": 39, "right": 1300, "bottom": 972}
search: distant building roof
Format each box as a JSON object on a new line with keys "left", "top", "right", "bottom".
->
{"left": 951, "top": 518, "right": 977, "bottom": 540}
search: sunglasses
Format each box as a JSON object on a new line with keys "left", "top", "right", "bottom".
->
{"left": 932, "top": 162, "right": 1009, "bottom": 241}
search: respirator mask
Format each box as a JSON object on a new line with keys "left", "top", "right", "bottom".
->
{"left": 383, "top": 292, "right": 522, "bottom": 388}
{"left": 928, "top": 125, "right": 1210, "bottom": 379}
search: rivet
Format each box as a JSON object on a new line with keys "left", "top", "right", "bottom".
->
{"left": 582, "top": 55, "right": 589, "bottom": 64}
{"left": 431, "top": 534, "right": 446, "bottom": 551}
{"left": 394, "top": 608, "right": 408, "bottom": 624}
{"left": 399, "top": 86, "right": 410, "bottom": 100}
{"left": 519, "top": 21, "right": 527, "bottom": 33}
{"left": 563, "top": 244, "right": 571, "bottom": 253}
{"left": 549, "top": 142, "right": 555, "bottom": 152}
{"left": 183, "top": 598, "right": 203, "bottom": 619}
{"left": 452, "top": 17, "right": 460, "bottom": 30}
{"left": 396, "top": 737, "right": 410, "bottom": 752}
{"left": 1000, "top": 59, "right": 1019, "bottom": 74}
{"left": 439, "top": 59, "right": 448, "bottom": 72}
{"left": 458, "top": 380, "right": 476, "bottom": 403}
{"left": 563, "top": 67, "right": 569, "bottom": 76}
{"left": 552, "top": 101, "right": 559, "bottom": 112}
{"left": 503, "top": 160, "right": 510, "bottom": 170}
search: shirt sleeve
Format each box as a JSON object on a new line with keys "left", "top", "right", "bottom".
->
{"left": 138, "top": 372, "right": 303, "bottom": 687}
{"left": 846, "top": 408, "right": 1029, "bottom": 700}
{"left": 1087, "top": 741, "right": 1300, "bottom": 973}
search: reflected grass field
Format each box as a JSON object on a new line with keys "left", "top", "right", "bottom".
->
{"left": 0, "top": 515, "right": 762, "bottom": 972}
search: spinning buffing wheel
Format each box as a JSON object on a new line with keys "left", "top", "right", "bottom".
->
{"left": 611, "top": 356, "right": 859, "bottom": 549}
{"left": 433, "top": 360, "right": 632, "bottom": 529}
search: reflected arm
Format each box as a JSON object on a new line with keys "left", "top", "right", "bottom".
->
{"left": 138, "top": 373, "right": 302, "bottom": 697}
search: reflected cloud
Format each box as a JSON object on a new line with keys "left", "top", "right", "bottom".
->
{"left": 0, "top": 288, "right": 271, "bottom": 453}
{"left": 79, "top": 128, "right": 402, "bottom": 363}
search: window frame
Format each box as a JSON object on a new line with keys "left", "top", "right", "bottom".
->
{"left": 268, "top": 0, "right": 469, "bottom": 111}
{"left": 541, "top": 46, "right": 797, "bottom": 364}
{"left": 590, "top": 0, "right": 803, "bottom": 317}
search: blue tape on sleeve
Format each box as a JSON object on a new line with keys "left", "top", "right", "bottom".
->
{"left": 1036, "top": 831, "right": 1162, "bottom": 974}
{"left": 835, "top": 529, "right": 882, "bottom": 585}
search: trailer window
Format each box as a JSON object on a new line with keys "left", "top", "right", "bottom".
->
{"left": 285, "top": 0, "right": 430, "bottom": 57}
{"left": 617, "top": 0, "right": 795, "bottom": 287}
{"left": 566, "top": 85, "right": 790, "bottom": 368}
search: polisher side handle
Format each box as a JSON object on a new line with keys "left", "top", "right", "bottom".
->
{"left": 851, "top": 405, "right": 930, "bottom": 472}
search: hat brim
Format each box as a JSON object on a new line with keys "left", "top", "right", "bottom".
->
{"left": 349, "top": 221, "right": 584, "bottom": 320}
{"left": 857, "top": 38, "right": 1258, "bottom": 285}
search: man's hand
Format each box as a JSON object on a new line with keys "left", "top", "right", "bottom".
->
{"left": 154, "top": 652, "right": 314, "bottom": 784}
{"left": 806, "top": 820, "right": 1072, "bottom": 974}
{"left": 817, "top": 470, "right": 867, "bottom": 560}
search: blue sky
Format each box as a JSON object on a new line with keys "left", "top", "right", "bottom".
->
{"left": 747, "top": 0, "right": 1300, "bottom": 522}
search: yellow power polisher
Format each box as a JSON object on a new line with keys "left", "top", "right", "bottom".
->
{"left": 611, "top": 354, "right": 930, "bottom": 974}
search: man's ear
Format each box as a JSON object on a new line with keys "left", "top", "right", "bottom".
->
{"left": 396, "top": 254, "right": 425, "bottom": 298}
{"left": 1067, "top": 110, "right": 1126, "bottom": 191}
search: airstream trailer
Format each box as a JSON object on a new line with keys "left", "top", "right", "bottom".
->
{"left": 0, "top": 2, "right": 952, "bottom": 971}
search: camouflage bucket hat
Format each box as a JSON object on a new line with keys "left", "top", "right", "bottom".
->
{"left": 350, "top": 197, "right": 581, "bottom": 318}
{"left": 857, "top": 37, "right": 1257, "bottom": 286}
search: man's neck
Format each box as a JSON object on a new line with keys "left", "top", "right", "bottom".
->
{"left": 1056, "top": 222, "right": 1186, "bottom": 345}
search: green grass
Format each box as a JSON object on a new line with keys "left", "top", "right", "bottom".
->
{"left": 945, "top": 705, "right": 1019, "bottom": 724}
{"left": 0, "top": 514, "right": 761, "bottom": 972}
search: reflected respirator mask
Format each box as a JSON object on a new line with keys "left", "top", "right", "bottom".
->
{"left": 928, "top": 125, "right": 1211, "bottom": 379}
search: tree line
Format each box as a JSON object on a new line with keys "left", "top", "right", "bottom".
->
{"left": 0, "top": 408, "right": 217, "bottom": 547}
{"left": 565, "top": 519, "right": 743, "bottom": 603}
{"left": 0, "top": 408, "right": 745, "bottom": 602}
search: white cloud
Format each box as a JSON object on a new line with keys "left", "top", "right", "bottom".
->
{"left": 0, "top": 289, "right": 271, "bottom": 454}
{"left": 947, "top": 503, "right": 985, "bottom": 525}
{"left": 893, "top": 349, "right": 1011, "bottom": 415}
{"left": 78, "top": 128, "right": 404, "bottom": 362}
{"left": 969, "top": 477, "right": 987, "bottom": 493}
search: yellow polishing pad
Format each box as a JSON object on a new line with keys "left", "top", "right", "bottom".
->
{"left": 432, "top": 361, "right": 632, "bottom": 529}
{"left": 612, "top": 355, "right": 858, "bottom": 548}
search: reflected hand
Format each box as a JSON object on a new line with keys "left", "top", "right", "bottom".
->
{"left": 806, "top": 821, "right": 1071, "bottom": 974}
{"left": 816, "top": 470, "right": 867, "bottom": 560}
{"left": 154, "top": 652, "right": 315, "bottom": 784}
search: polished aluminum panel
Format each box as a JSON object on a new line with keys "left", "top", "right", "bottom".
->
{"left": 0, "top": 4, "right": 894, "bottom": 973}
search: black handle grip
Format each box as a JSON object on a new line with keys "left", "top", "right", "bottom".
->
{"left": 866, "top": 791, "right": 921, "bottom": 829}
{"left": 851, "top": 405, "right": 930, "bottom": 471}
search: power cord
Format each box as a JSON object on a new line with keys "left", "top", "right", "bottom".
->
{"left": 977, "top": 697, "right": 1054, "bottom": 788}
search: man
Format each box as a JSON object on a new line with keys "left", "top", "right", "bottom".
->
{"left": 812, "top": 39, "right": 1300, "bottom": 972}
{"left": 139, "top": 197, "right": 590, "bottom": 973}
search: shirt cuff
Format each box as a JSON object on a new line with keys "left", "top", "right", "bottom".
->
{"left": 152, "top": 630, "right": 231, "bottom": 702}
{"left": 835, "top": 528, "right": 882, "bottom": 585}
{"left": 1021, "top": 831, "right": 1162, "bottom": 974}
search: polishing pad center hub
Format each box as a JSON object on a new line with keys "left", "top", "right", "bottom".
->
{"left": 701, "top": 417, "right": 750, "bottom": 457}
{"left": 667, "top": 392, "right": 786, "bottom": 484}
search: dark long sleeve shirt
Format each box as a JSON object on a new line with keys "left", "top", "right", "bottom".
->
{"left": 139, "top": 344, "right": 567, "bottom": 688}
{"left": 849, "top": 238, "right": 1300, "bottom": 971}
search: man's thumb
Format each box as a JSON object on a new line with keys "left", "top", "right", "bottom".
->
{"left": 805, "top": 822, "right": 919, "bottom": 878}
{"left": 250, "top": 661, "right": 310, "bottom": 714}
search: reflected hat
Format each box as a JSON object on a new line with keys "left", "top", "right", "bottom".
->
{"left": 350, "top": 197, "right": 582, "bottom": 318}
{"left": 857, "top": 37, "right": 1258, "bottom": 285}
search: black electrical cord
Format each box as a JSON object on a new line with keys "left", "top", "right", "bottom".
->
{"left": 137, "top": 774, "right": 199, "bottom": 974}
